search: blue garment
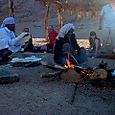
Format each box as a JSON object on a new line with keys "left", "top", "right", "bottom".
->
{"left": 75, "top": 47, "right": 88, "bottom": 64}
{"left": 61, "top": 43, "right": 88, "bottom": 65}
{"left": 0, "top": 27, "right": 21, "bottom": 52}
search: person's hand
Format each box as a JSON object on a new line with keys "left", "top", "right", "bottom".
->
{"left": 74, "top": 50, "right": 78, "bottom": 55}
{"left": 20, "top": 48, "right": 24, "bottom": 52}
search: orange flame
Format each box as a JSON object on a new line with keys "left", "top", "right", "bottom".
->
{"left": 65, "top": 53, "right": 74, "bottom": 68}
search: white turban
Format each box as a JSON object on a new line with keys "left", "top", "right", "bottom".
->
{"left": 1, "top": 17, "right": 15, "bottom": 28}
{"left": 56, "top": 23, "right": 75, "bottom": 40}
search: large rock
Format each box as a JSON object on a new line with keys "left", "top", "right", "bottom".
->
{"left": 0, "top": 69, "right": 19, "bottom": 84}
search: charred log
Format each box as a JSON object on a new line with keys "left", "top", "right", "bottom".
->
{"left": 40, "top": 61, "right": 66, "bottom": 70}
{"left": 40, "top": 71, "right": 62, "bottom": 78}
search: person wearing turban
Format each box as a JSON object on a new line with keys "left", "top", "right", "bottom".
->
{"left": 0, "top": 17, "right": 31, "bottom": 62}
{"left": 54, "top": 23, "right": 88, "bottom": 65}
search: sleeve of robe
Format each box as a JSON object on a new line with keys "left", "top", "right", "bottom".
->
{"left": 54, "top": 38, "right": 63, "bottom": 64}
{"left": 70, "top": 34, "right": 80, "bottom": 51}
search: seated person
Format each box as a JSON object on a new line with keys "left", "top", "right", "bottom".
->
{"left": 54, "top": 23, "right": 88, "bottom": 65}
{"left": 88, "top": 31, "right": 101, "bottom": 57}
{"left": 48, "top": 26, "right": 58, "bottom": 50}
{"left": 0, "top": 17, "right": 31, "bottom": 62}
{"left": 36, "top": 26, "right": 58, "bottom": 53}
{"left": 21, "top": 28, "right": 33, "bottom": 52}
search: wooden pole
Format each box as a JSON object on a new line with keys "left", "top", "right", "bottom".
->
{"left": 57, "top": 10, "right": 63, "bottom": 30}
{"left": 8, "top": 0, "right": 14, "bottom": 17}
{"left": 44, "top": 4, "right": 50, "bottom": 41}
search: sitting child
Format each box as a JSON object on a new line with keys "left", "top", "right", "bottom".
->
{"left": 88, "top": 31, "right": 101, "bottom": 57}
{"left": 37, "top": 26, "right": 58, "bottom": 53}
{"left": 21, "top": 26, "right": 58, "bottom": 53}
{"left": 21, "top": 28, "right": 33, "bottom": 52}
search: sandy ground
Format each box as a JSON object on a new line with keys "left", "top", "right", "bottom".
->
{"left": 0, "top": 42, "right": 115, "bottom": 115}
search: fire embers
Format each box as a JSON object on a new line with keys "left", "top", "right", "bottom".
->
{"left": 74, "top": 66, "right": 108, "bottom": 80}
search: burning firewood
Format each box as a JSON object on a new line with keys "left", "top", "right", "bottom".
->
{"left": 74, "top": 66, "right": 108, "bottom": 80}
{"left": 40, "top": 60, "right": 84, "bottom": 84}
{"left": 40, "top": 60, "right": 109, "bottom": 82}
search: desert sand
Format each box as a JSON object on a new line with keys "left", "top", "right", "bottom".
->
{"left": 0, "top": 39, "right": 115, "bottom": 115}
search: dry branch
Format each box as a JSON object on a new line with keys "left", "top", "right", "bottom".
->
{"left": 40, "top": 71, "right": 62, "bottom": 78}
{"left": 40, "top": 61, "right": 66, "bottom": 70}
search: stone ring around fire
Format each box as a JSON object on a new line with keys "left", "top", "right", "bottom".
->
{"left": 91, "top": 69, "right": 108, "bottom": 80}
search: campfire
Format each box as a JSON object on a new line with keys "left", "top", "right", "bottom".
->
{"left": 40, "top": 55, "right": 108, "bottom": 83}
{"left": 63, "top": 54, "right": 107, "bottom": 82}
{"left": 41, "top": 54, "right": 85, "bottom": 84}
{"left": 59, "top": 54, "right": 84, "bottom": 84}
{"left": 65, "top": 54, "right": 74, "bottom": 69}
{"left": 40, "top": 59, "right": 114, "bottom": 104}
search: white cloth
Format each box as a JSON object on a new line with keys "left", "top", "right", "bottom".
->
{"left": 100, "top": 4, "right": 115, "bottom": 28}
{"left": 16, "top": 32, "right": 31, "bottom": 46}
{"left": 56, "top": 23, "right": 75, "bottom": 40}
{"left": 0, "top": 27, "right": 21, "bottom": 52}
{"left": 103, "top": 28, "right": 115, "bottom": 49}
{"left": 1, "top": 17, "right": 15, "bottom": 28}
{"left": 100, "top": 4, "right": 115, "bottom": 48}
